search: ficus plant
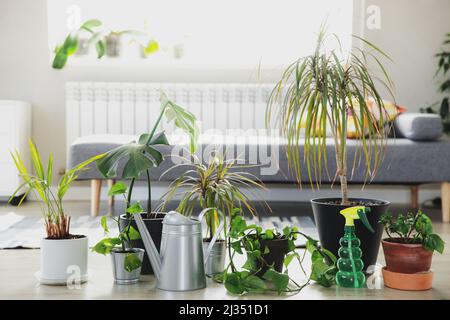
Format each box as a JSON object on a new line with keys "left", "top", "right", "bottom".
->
{"left": 96, "top": 92, "right": 199, "bottom": 217}
{"left": 266, "top": 31, "right": 394, "bottom": 205}
{"left": 379, "top": 210, "right": 445, "bottom": 253}
{"left": 9, "top": 140, "right": 104, "bottom": 239}
{"left": 157, "top": 154, "right": 269, "bottom": 240}
{"left": 92, "top": 182, "right": 145, "bottom": 272}
{"left": 215, "top": 210, "right": 337, "bottom": 295}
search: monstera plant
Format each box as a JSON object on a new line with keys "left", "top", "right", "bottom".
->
{"left": 96, "top": 91, "right": 198, "bottom": 274}
{"left": 266, "top": 30, "right": 395, "bottom": 269}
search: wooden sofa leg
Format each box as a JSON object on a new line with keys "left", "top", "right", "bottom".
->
{"left": 107, "top": 179, "right": 116, "bottom": 210}
{"left": 441, "top": 182, "right": 450, "bottom": 222}
{"left": 91, "top": 179, "right": 102, "bottom": 217}
{"left": 410, "top": 185, "right": 419, "bottom": 210}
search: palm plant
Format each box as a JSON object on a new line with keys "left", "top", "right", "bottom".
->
{"left": 157, "top": 154, "right": 269, "bottom": 240}
{"left": 266, "top": 31, "right": 394, "bottom": 205}
{"left": 96, "top": 92, "right": 199, "bottom": 217}
{"left": 10, "top": 140, "right": 104, "bottom": 238}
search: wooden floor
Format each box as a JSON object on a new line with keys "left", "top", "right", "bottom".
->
{"left": 0, "top": 200, "right": 449, "bottom": 300}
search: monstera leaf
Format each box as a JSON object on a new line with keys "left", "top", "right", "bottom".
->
{"left": 160, "top": 92, "right": 199, "bottom": 154}
{"left": 96, "top": 132, "right": 169, "bottom": 179}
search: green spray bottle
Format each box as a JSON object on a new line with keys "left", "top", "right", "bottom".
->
{"left": 336, "top": 206, "right": 374, "bottom": 288}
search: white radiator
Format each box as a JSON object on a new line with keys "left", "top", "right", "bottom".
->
{"left": 65, "top": 82, "right": 275, "bottom": 148}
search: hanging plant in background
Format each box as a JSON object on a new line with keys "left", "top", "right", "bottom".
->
{"left": 421, "top": 33, "right": 450, "bottom": 134}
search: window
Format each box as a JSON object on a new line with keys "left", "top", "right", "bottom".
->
{"left": 47, "top": 0, "right": 353, "bottom": 69}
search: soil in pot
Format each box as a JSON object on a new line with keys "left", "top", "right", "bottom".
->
{"left": 119, "top": 213, "right": 165, "bottom": 275}
{"left": 255, "top": 238, "right": 289, "bottom": 277}
{"left": 382, "top": 239, "right": 433, "bottom": 273}
{"left": 311, "top": 198, "right": 390, "bottom": 271}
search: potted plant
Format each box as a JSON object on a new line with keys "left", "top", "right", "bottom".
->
{"left": 216, "top": 211, "right": 337, "bottom": 295}
{"left": 9, "top": 140, "right": 104, "bottom": 284}
{"left": 96, "top": 92, "right": 198, "bottom": 274}
{"left": 266, "top": 31, "right": 395, "bottom": 269}
{"left": 379, "top": 210, "right": 445, "bottom": 290}
{"left": 52, "top": 19, "right": 104, "bottom": 69}
{"left": 421, "top": 32, "right": 450, "bottom": 134}
{"left": 92, "top": 183, "right": 145, "bottom": 284}
{"left": 158, "top": 154, "right": 268, "bottom": 276}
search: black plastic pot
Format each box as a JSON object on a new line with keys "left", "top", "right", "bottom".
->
{"left": 255, "top": 238, "right": 289, "bottom": 277}
{"left": 119, "top": 213, "right": 165, "bottom": 275}
{"left": 311, "top": 198, "right": 390, "bottom": 271}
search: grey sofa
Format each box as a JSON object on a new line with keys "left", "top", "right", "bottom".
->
{"left": 68, "top": 114, "right": 450, "bottom": 222}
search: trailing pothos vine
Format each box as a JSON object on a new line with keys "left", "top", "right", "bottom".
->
{"left": 214, "top": 210, "right": 337, "bottom": 295}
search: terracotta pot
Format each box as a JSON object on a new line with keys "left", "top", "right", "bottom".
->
{"left": 382, "top": 268, "right": 433, "bottom": 291}
{"left": 382, "top": 239, "right": 433, "bottom": 273}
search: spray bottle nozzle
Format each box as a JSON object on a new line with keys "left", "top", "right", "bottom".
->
{"left": 339, "top": 206, "right": 374, "bottom": 233}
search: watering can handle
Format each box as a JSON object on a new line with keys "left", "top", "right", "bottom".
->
{"left": 198, "top": 208, "right": 225, "bottom": 266}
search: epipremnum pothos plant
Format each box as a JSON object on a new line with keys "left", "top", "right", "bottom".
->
{"left": 215, "top": 210, "right": 337, "bottom": 295}
{"left": 96, "top": 92, "right": 199, "bottom": 216}
{"left": 266, "top": 31, "right": 394, "bottom": 205}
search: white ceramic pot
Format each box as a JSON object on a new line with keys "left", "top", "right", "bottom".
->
{"left": 39, "top": 237, "right": 88, "bottom": 284}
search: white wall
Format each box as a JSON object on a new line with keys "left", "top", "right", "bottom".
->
{"left": 0, "top": 0, "right": 449, "bottom": 203}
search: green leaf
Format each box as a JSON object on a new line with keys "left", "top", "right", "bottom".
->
{"left": 108, "top": 182, "right": 127, "bottom": 196}
{"left": 161, "top": 92, "right": 199, "bottom": 154}
{"left": 263, "top": 269, "right": 289, "bottom": 294}
{"left": 80, "top": 19, "right": 102, "bottom": 31}
{"left": 264, "top": 229, "right": 274, "bottom": 240}
{"left": 415, "top": 213, "right": 433, "bottom": 236}
{"left": 95, "top": 40, "right": 105, "bottom": 58}
{"left": 138, "top": 131, "right": 170, "bottom": 146}
{"left": 241, "top": 275, "right": 267, "bottom": 292}
{"left": 62, "top": 34, "right": 78, "bottom": 55}
{"left": 224, "top": 273, "right": 244, "bottom": 295}
{"left": 124, "top": 252, "right": 142, "bottom": 272}
{"left": 231, "top": 241, "right": 243, "bottom": 254}
{"left": 123, "top": 225, "right": 141, "bottom": 241}
{"left": 92, "top": 237, "right": 121, "bottom": 255}
{"left": 52, "top": 49, "right": 68, "bottom": 69}
{"left": 96, "top": 142, "right": 163, "bottom": 179}
{"left": 100, "top": 216, "right": 109, "bottom": 233}
{"left": 284, "top": 253, "right": 297, "bottom": 268}
{"left": 126, "top": 202, "right": 144, "bottom": 214}
{"left": 424, "top": 234, "right": 445, "bottom": 253}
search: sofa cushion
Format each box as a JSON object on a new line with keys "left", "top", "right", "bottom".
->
{"left": 394, "top": 113, "right": 443, "bottom": 141}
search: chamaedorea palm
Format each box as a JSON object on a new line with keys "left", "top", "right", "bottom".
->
{"left": 157, "top": 154, "right": 270, "bottom": 240}
{"left": 10, "top": 140, "right": 104, "bottom": 238}
{"left": 266, "top": 31, "right": 394, "bottom": 205}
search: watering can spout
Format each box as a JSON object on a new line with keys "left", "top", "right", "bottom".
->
{"left": 134, "top": 213, "right": 162, "bottom": 281}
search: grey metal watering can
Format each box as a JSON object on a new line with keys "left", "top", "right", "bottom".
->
{"left": 134, "top": 208, "right": 224, "bottom": 291}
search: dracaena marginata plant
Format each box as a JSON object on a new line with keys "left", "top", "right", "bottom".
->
{"left": 9, "top": 140, "right": 105, "bottom": 238}
{"left": 266, "top": 31, "right": 394, "bottom": 205}
{"left": 157, "top": 154, "right": 270, "bottom": 240}
{"left": 96, "top": 92, "right": 199, "bottom": 217}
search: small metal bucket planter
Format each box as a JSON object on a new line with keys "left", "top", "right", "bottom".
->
{"left": 203, "top": 240, "right": 226, "bottom": 276}
{"left": 110, "top": 248, "right": 144, "bottom": 284}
